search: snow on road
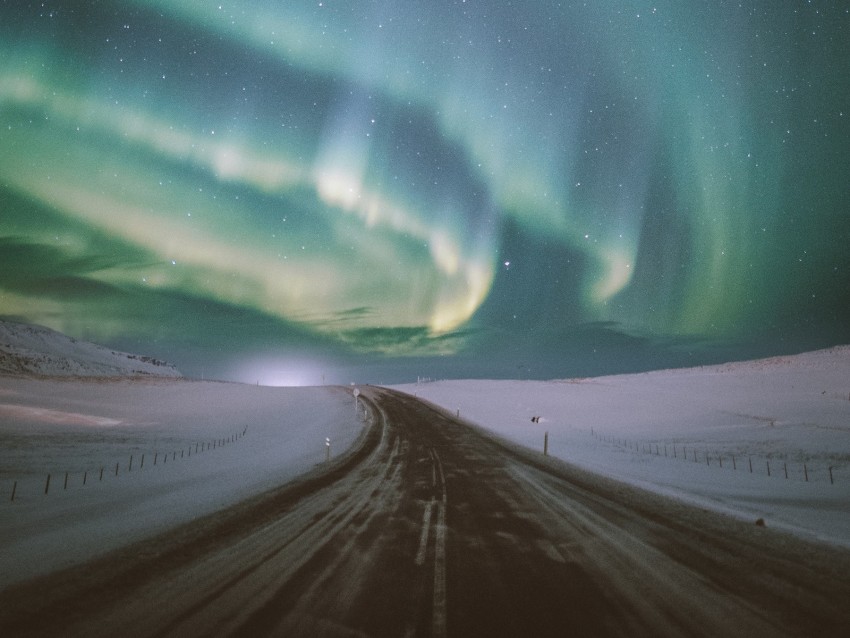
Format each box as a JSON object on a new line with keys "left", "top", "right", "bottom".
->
{"left": 0, "top": 377, "right": 366, "bottom": 588}
{"left": 396, "top": 346, "right": 850, "bottom": 548}
{"left": 2, "top": 344, "right": 849, "bottom": 591}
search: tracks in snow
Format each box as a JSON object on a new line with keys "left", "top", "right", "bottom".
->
{"left": 3, "top": 387, "right": 850, "bottom": 637}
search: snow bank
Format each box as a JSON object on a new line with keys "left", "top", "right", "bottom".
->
{"left": 0, "top": 377, "right": 366, "bottom": 588}
{"left": 396, "top": 346, "right": 850, "bottom": 548}
{"left": 0, "top": 320, "right": 181, "bottom": 378}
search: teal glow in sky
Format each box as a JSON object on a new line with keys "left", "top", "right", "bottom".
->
{"left": 1, "top": 1, "right": 849, "bottom": 382}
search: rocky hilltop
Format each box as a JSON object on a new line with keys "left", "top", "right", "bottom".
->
{"left": 0, "top": 320, "right": 181, "bottom": 378}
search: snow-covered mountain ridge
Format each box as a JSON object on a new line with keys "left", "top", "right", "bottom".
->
{"left": 0, "top": 320, "right": 181, "bottom": 378}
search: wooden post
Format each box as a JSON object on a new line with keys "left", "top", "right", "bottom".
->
{"left": 749, "top": 457, "right": 753, "bottom": 473}
{"left": 767, "top": 460, "right": 771, "bottom": 477}
{"left": 129, "top": 455, "right": 133, "bottom": 471}
{"left": 83, "top": 471, "right": 87, "bottom": 485}
{"left": 140, "top": 454, "right": 145, "bottom": 469}
{"left": 64, "top": 472, "right": 68, "bottom": 490}
{"left": 719, "top": 455, "right": 723, "bottom": 468}
{"left": 11, "top": 481, "right": 17, "bottom": 502}
{"left": 829, "top": 466, "right": 834, "bottom": 485}
{"left": 544, "top": 431, "right": 549, "bottom": 456}
{"left": 804, "top": 463, "right": 808, "bottom": 482}
{"left": 154, "top": 452, "right": 158, "bottom": 465}
{"left": 115, "top": 462, "right": 119, "bottom": 476}
{"left": 44, "top": 473, "right": 51, "bottom": 495}
{"left": 784, "top": 462, "right": 788, "bottom": 479}
{"left": 99, "top": 467, "right": 104, "bottom": 481}
{"left": 732, "top": 455, "right": 736, "bottom": 470}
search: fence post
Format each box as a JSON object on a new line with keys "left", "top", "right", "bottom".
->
{"left": 829, "top": 466, "right": 834, "bottom": 485}
{"left": 44, "top": 473, "right": 51, "bottom": 495}
{"left": 784, "top": 462, "right": 788, "bottom": 479}
{"left": 129, "top": 455, "right": 133, "bottom": 472}
{"left": 140, "top": 454, "right": 145, "bottom": 469}
{"left": 64, "top": 472, "right": 69, "bottom": 490}
{"left": 732, "top": 455, "right": 736, "bottom": 470}
{"left": 767, "top": 460, "right": 771, "bottom": 477}
{"left": 115, "top": 462, "right": 119, "bottom": 476}
{"left": 544, "top": 431, "right": 549, "bottom": 456}
{"left": 749, "top": 457, "right": 753, "bottom": 473}
{"left": 100, "top": 467, "right": 104, "bottom": 481}
{"left": 804, "top": 463, "right": 808, "bottom": 482}
{"left": 83, "top": 470, "right": 87, "bottom": 485}
{"left": 11, "top": 481, "right": 17, "bottom": 502}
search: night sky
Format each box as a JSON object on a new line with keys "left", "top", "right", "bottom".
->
{"left": 2, "top": 1, "right": 849, "bottom": 384}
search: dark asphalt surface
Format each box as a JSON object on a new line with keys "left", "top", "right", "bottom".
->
{"left": 2, "top": 386, "right": 850, "bottom": 637}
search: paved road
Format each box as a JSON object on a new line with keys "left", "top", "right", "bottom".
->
{"left": 2, "top": 387, "right": 850, "bottom": 637}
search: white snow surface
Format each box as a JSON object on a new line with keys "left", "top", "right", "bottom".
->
{"left": 0, "top": 376, "right": 366, "bottom": 588}
{"left": 0, "top": 319, "right": 181, "bottom": 378}
{"left": 396, "top": 346, "right": 850, "bottom": 549}
{"left": 2, "top": 345, "right": 849, "bottom": 591}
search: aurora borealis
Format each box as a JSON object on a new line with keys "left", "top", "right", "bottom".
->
{"left": 1, "top": 1, "right": 849, "bottom": 383}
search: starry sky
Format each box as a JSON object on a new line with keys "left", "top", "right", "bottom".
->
{"left": 1, "top": 1, "right": 849, "bottom": 384}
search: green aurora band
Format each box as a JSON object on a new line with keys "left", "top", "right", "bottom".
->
{"left": 1, "top": 1, "right": 848, "bottom": 379}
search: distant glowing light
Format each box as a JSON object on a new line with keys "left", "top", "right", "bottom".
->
{"left": 231, "top": 356, "right": 327, "bottom": 387}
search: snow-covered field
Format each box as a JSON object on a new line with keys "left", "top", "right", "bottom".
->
{"left": 0, "top": 377, "right": 366, "bottom": 588}
{"left": 2, "top": 331, "right": 849, "bottom": 593}
{"left": 396, "top": 346, "right": 850, "bottom": 549}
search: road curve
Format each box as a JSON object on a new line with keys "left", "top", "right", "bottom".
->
{"left": 1, "top": 387, "right": 850, "bottom": 637}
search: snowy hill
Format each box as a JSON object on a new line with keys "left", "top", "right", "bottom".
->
{"left": 0, "top": 320, "right": 181, "bottom": 378}
{"left": 397, "top": 345, "right": 850, "bottom": 547}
